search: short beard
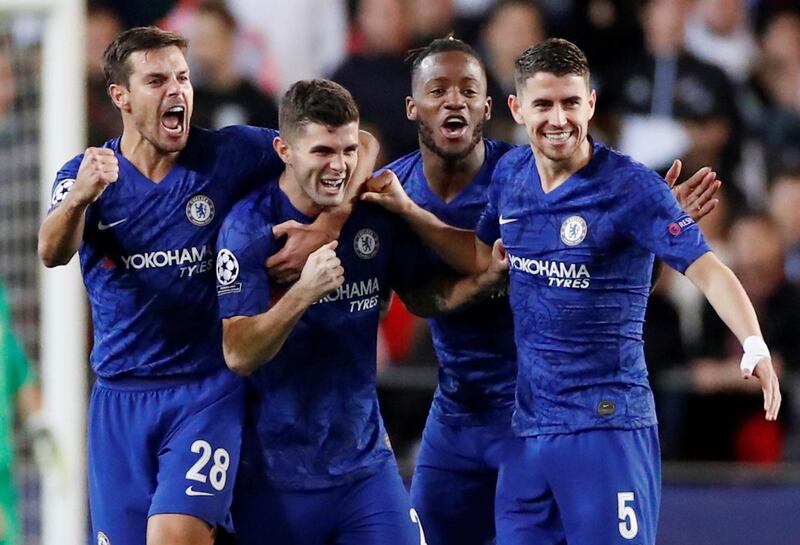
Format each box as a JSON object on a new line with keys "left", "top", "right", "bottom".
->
{"left": 417, "top": 118, "right": 485, "bottom": 163}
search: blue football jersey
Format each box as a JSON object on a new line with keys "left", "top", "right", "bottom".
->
{"left": 48, "top": 126, "right": 283, "bottom": 378}
{"left": 475, "top": 141, "right": 710, "bottom": 436}
{"left": 384, "top": 140, "right": 518, "bottom": 426}
{"left": 216, "top": 180, "right": 419, "bottom": 490}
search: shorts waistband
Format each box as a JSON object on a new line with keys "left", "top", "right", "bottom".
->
{"left": 95, "top": 367, "right": 229, "bottom": 391}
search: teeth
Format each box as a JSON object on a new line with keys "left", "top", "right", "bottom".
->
{"left": 321, "top": 179, "right": 343, "bottom": 188}
{"left": 545, "top": 132, "right": 570, "bottom": 142}
{"left": 167, "top": 106, "right": 185, "bottom": 113}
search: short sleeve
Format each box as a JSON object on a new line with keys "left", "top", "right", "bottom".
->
{"left": 215, "top": 209, "right": 275, "bottom": 319}
{"left": 47, "top": 155, "right": 83, "bottom": 214}
{"left": 613, "top": 170, "right": 711, "bottom": 273}
{"left": 218, "top": 126, "right": 284, "bottom": 187}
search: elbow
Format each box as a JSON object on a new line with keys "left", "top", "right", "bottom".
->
{"left": 222, "top": 341, "right": 264, "bottom": 377}
{"left": 38, "top": 241, "right": 67, "bottom": 268}
{"left": 223, "top": 349, "right": 256, "bottom": 377}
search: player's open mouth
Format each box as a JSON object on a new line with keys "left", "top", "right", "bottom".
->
{"left": 320, "top": 177, "right": 345, "bottom": 194}
{"left": 440, "top": 115, "right": 468, "bottom": 139}
{"left": 544, "top": 131, "right": 571, "bottom": 143}
{"left": 161, "top": 105, "right": 186, "bottom": 135}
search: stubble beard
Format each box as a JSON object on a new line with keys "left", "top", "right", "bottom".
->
{"left": 417, "top": 117, "right": 485, "bottom": 163}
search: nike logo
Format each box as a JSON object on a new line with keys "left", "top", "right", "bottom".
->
{"left": 185, "top": 486, "right": 214, "bottom": 497}
{"left": 499, "top": 216, "right": 518, "bottom": 225}
{"left": 97, "top": 218, "right": 128, "bottom": 231}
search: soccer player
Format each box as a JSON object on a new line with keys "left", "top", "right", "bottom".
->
{"left": 215, "top": 79, "right": 439, "bottom": 545}
{"left": 383, "top": 36, "right": 721, "bottom": 545}
{"left": 363, "top": 38, "right": 780, "bottom": 545}
{"left": 37, "top": 27, "right": 341, "bottom": 545}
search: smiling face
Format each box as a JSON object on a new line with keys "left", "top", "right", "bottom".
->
{"left": 408, "top": 51, "right": 491, "bottom": 162}
{"left": 276, "top": 121, "right": 360, "bottom": 213}
{"left": 110, "top": 45, "right": 193, "bottom": 154}
{"left": 509, "top": 72, "right": 595, "bottom": 166}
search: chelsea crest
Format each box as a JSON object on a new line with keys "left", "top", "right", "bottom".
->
{"left": 354, "top": 228, "right": 379, "bottom": 259}
{"left": 560, "top": 215, "right": 587, "bottom": 246}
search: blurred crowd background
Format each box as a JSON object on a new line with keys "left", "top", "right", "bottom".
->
{"left": 3, "top": 0, "right": 800, "bottom": 542}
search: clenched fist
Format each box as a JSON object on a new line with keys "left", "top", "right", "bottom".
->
{"left": 72, "top": 147, "right": 119, "bottom": 206}
{"left": 294, "top": 240, "right": 345, "bottom": 304}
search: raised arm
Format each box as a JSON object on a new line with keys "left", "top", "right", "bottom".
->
{"left": 38, "top": 148, "right": 119, "bottom": 267}
{"left": 222, "top": 241, "right": 343, "bottom": 375}
{"left": 684, "top": 252, "right": 781, "bottom": 420}
{"left": 361, "top": 170, "right": 488, "bottom": 274}
{"left": 266, "top": 131, "right": 380, "bottom": 283}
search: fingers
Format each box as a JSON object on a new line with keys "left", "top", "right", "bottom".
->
{"left": 682, "top": 166, "right": 712, "bottom": 191}
{"left": 665, "top": 159, "right": 682, "bottom": 188}
{"left": 753, "top": 363, "right": 782, "bottom": 421}
{"left": 365, "top": 170, "right": 396, "bottom": 193}
{"left": 762, "top": 375, "right": 782, "bottom": 421}
{"left": 271, "top": 220, "right": 301, "bottom": 240}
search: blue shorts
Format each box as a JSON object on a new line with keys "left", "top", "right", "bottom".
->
{"left": 410, "top": 413, "right": 512, "bottom": 545}
{"left": 88, "top": 367, "right": 245, "bottom": 545}
{"left": 496, "top": 426, "right": 661, "bottom": 545}
{"left": 232, "top": 450, "right": 424, "bottom": 545}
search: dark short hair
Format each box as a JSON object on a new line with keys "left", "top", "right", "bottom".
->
{"left": 279, "top": 79, "right": 359, "bottom": 139}
{"left": 103, "top": 26, "right": 188, "bottom": 88}
{"left": 406, "top": 35, "right": 486, "bottom": 86}
{"left": 514, "top": 37, "right": 589, "bottom": 90}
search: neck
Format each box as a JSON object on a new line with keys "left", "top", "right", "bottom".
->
{"left": 419, "top": 140, "right": 485, "bottom": 202}
{"left": 532, "top": 137, "right": 592, "bottom": 193}
{"left": 119, "top": 129, "right": 179, "bottom": 183}
{"left": 278, "top": 171, "right": 323, "bottom": 218}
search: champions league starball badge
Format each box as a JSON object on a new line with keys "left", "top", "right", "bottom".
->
{"left": 51, "top": 178, "right": 76, "bottom": 207}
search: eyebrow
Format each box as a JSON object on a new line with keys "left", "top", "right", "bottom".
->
{"left": 141, "top": 69, "right": 189, "bottom": 79}
{"left": 308, "top": 143, "right": 359, "bottom": 153}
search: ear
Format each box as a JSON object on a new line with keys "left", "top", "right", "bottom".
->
{"left": 484, "top": 95, "right": 492, "bottom": 121}
{"left": 273, "top": 136, "right": 291, "bottom": 165}
{"left": 508, "top": 94, "right": 524, "bottom": 125}
{"left": 587, "top": 89, "right": 597, "bottom": 121}
{"left": 406, "top": 96, "right": 417, "bottom": 122}
{"left": 108, "top": 83, "right": 129, "bottom": 112}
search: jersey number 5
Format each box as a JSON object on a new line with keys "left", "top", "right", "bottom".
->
{"left": 185, "top": 439, "right": 231, "bottom": 491}
{"left": 617, "top": 492, "right": 639, "bottom": 540}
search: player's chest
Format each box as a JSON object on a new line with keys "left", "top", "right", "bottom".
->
{"left": 91, "top": 170, "right": 237, "bottom": 252}
{"left": 308, "top": 222, "right": 393, "bottom": 320}
{"left": 497, "top": 186, "right": 625, "bottom": 287}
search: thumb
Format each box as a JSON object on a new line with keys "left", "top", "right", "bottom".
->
{"left": 321, "top": 240, "right": 338, "bottom": 251}
{"left": 272, "top": 220, "right": 299, "bottom": 240}
{"left": 366, "top": 171, "right": 395, "bottom": 193}
{"left": 665, "top": 159, "right": 681, "bottom": 189}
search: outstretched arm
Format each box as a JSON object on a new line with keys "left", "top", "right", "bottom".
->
{"left": 397, "top": 239, "right": 508, "bottom": 317}
{"left": 361, "top": 171, "right": 488, "bottom": 274}
{"left": 266, "top": 131, "right": 380, "bottom": 283}
{"left": 223, "top": 241, "right": 343, "bottom": 375}
{"left": 684, "top": 252, "right": 781, "bottom": 420}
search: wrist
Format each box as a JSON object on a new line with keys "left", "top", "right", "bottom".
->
{"left": 741, "top": 335, "right": 770, "bottom": 374}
